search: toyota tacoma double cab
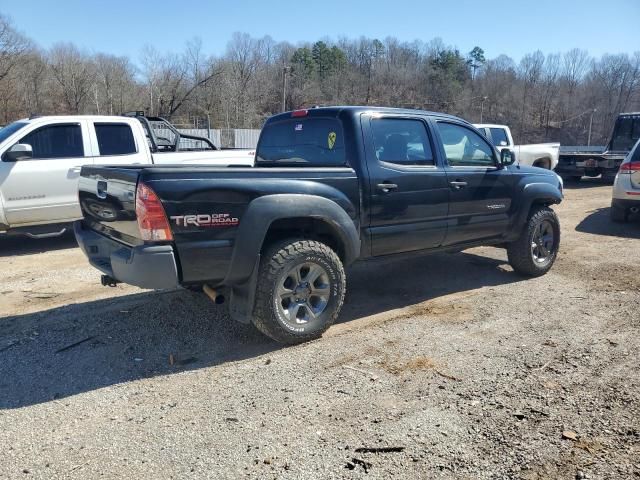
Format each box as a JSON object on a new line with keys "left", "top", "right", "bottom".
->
{"left": 74, "top": 107, "right": 563, "bottom": 344}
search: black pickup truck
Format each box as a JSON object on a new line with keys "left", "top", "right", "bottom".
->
{"left": 556, "top": 112, "right": 640, "bottom": 182}
{"left": 75, "top": 107, "right": 563, "bottom": 344}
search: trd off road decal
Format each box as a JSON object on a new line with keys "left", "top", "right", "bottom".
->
{"left": 170, "top": 214, "right": 239, "bottom": 228}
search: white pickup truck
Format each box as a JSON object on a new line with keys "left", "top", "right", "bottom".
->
{"left": 474, "top": 124, "right": 560, "bottom": 170}
{"left": 0, "top": 114, "right": 255, "bottom": 237}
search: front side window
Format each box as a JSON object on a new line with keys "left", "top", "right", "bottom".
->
{"left": 371, "top": 117, "right": 434, "bottom": 166}
{"left": 437, "top": 122, "right": 496, "bottom": 167}
{"left": 95, "top": 123, "right": 137, "bottom": 155}
{"left": 20, "top": 124, "right": 84, "bottom": 159}
{"left": 256, "top": 117, "right": 345, "bottom": 167}
{"left": 489, "top": 127, "right": 509, "bottom": 147}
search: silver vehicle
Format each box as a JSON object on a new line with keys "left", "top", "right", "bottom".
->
{"left": 611, "top": 139, "right": 640, "bottom": 222}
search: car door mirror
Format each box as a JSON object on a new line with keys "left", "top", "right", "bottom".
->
{"left": 500, "top": 148, "right": 516, "bottom": 166}
{"left": 3, "top": 143, "right": 33, "bottom": 162}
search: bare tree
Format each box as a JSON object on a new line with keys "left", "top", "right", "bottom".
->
{"left": 48, "top": 43, "right": 95, "bottom": 113}
{"left": 0, "top": 14, "right": 30, "bottom": 82}
{"left": 0, "top": 23, "right": 638, "bottom": 146}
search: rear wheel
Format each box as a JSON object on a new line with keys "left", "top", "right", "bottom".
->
{"left": 507, "top": 206, "right": 560, "bottom": 277}
{"left": 610, "top": 203, "right": 628, "bottom": 223}
{"left": 252, "top": 239, "right": 346, "bottom": 344}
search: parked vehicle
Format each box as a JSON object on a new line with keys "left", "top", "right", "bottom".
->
{"left": 556, "top": 112, "right": 640, "bottom": 182}
{"left": 75, "top": 106, "right": 563, "bottom": 344}
{"left": 474, "top": 123, "right": 560, "bottom": 170}
{"left": 610, "top": 138, "right": 640, "bottom": 222}
{"left": 0, "top": 114, "right": 254, "bottom": 237}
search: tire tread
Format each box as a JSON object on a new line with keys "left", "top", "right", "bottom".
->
{"left": 252, "top": 238, "right": 345, "bottom": 344}
{"left": 507, "top": 206, "right": 560, "bottom": 277}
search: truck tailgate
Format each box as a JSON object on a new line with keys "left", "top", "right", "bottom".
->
{"left": 78, "top": 166, "right": 143, "bottom": 246}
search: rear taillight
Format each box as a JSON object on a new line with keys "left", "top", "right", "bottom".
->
{"left": 136, "top": 182, "right": 173, "bottom": 241}
{"left": 291, "top": 109, "right": 308, "bottom": 117}
{"left": 619, "top": 162, "right": 640, "bottom": 174}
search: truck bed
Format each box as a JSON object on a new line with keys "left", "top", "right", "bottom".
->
{"left": 77, "top": 164, "right": 360, "bottom": 285}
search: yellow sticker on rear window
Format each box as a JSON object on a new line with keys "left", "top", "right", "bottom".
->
{"left": 328, "top": 131, "right": 337, "bottom": 150}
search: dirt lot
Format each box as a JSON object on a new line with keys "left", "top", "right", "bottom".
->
{"left": 1, "top": 180, "right": 639, "bottom": 479}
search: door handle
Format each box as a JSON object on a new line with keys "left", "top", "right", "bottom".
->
{"left": 69, "top": 166, "right": 82, "bottom": 173}
{"left": 376, "top": 182, "right": 398, "bottom": 193}
{"left": 449, "top": 181, "right": 468, "bottom": 189}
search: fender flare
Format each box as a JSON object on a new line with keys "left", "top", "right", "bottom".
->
{"left": 224, "top": 194, "right": 360, "bottom": 285}
{"left": 509, "top": 182, "right": 562, "bottom": 239}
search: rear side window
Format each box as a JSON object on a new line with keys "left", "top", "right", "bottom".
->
{"left": 256, "top": 117, "right": 346, "bottom": 167}
{"left": 489, "top": 127, "right": 509, "bottom": 147}
{"left": 371, "top": 118, "right": 434, "bottom": 166}
{"left": 20, "top": 124, "right": 84, "bottom": 159}
{"left": 95, "top": 123, "right": 137, "bottom": 155}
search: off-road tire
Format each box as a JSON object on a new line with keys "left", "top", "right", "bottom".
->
{"left": 610, "top": 203, "right": 628, "bottom": 223}
{"left": 252, "top": 239, "right": 346, "bottom": 344}
{"left": 507, "top": 206, "right": 560, "bottom": 277}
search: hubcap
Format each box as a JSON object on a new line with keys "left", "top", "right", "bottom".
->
{"left": 531, "top": 220, "right": 555, "bottom": 263}
{"left": 276, "top": 262, "right": 331, "bottom": 326}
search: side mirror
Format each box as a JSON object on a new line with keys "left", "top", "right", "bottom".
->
{"left": 3, "top": 143, "right": 33, "bottom": 162}
{"left": 500, "top": 148, "right": 516, "bottom": 166}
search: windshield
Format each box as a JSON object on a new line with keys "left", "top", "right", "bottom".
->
{"left": 256, "top": 117, "right": 346, "bottom": 167}
{"left": 0, "top": 121, "right": 28, "bottom": 144}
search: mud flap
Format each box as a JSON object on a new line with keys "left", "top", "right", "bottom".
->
{"left": 228, "top": 255, "right": 261, "bottom": 324}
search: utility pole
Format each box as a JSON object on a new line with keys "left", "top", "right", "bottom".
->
{"left": 587, "top": 108, "right": 597, "bottom": 146}
{"left": 480, "top": 96, "right": 488, "bottom": 123}
{"left": 282, "top": 66, "right": 291, "bottom": 112}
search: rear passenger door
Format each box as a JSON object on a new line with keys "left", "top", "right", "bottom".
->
{"left": 433, "top": 120, "right": 515, "bottom": 245}
{"left": 2, "top": 120, "right": 92, "bottom": 226}
{"left": 364, "top": 114, "right": 450, "bottom": 256}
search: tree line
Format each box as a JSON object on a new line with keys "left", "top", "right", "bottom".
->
{"left": 0, "top": 14, "right": 639, "bottom": 145}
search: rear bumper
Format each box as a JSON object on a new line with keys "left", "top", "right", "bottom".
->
{"left": 74, "top": 221, "right": 180, "bottom": 290}
{"left": 556, "top": 156, "right": 623, "bottom": 177}
{"left": 612, "top": 198, "right": 640, "bottom": 210}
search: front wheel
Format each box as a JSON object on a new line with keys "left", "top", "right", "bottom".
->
{"left": 507, "top": 206, "right": 560, "bottom": 277}
{"left": 252, "top": 239, "right": 346, "bottom": 344}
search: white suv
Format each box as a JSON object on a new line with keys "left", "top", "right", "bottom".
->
{"left": 611, "top": 139, "right": 640, "bottom": 222}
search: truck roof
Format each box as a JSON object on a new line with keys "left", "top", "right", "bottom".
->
{"left": 473, "top": 123, "right": 509, "bottom": 129}
{"left": 18, "top": 115, "right": 140, "bottom": 124}
{"left": 266, "top": 106, "right": 470, "bottom": 124}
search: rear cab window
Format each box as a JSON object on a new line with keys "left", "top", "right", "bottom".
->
{"left": 256, "top": 117, "right": 346, "bottom": 167}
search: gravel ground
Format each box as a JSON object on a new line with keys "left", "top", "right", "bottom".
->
{"left": 1, "top": 179, "right": 639, "bottom": 479}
